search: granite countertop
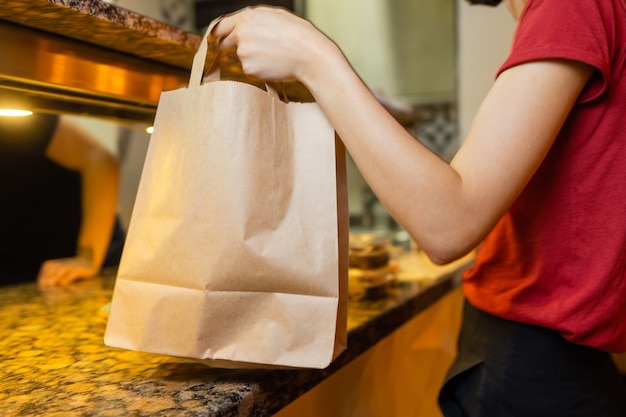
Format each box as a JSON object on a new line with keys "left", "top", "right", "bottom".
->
{"left": 0, "top": 252, "right": 472, "bottom": 417}
{"left": 0, "top": 0, "right": 200, "bottom": 70}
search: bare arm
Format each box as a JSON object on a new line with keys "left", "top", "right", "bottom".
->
{"left": 310, "top": 57, "right": 592, "bottom": 263}
{"left": 38, "top": 117, "right": 120, "bottom": 286}
{"left": 212, "top": 7, "right": 593, "bottom": 263}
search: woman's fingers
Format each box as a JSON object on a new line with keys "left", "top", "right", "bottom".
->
{"left": 210, "top": 12, "right": 236, "bottom": 42}
{"left": 206, "top": 11, "right": 245, "bottom": 76}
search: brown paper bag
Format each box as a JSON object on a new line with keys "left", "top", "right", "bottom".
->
{"left": 104, "top": 25, "right": 348, "bottom": 369}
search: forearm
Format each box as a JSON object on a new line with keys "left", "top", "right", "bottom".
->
{"left": 300, "top": 48, "right": 481, "bottom": 263}
{"left": 77, "top": 149, "right": 120, "bottom": 270}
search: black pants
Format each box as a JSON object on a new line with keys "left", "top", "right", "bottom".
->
{"left": 438, "top": 301, "right": 626, "bottom": 417}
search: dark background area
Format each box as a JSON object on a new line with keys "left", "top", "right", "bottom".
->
{"left": 194, "top": 0, "right": 296, "bottom": 31}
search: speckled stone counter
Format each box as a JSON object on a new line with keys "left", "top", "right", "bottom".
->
{"left": 0, "top": 0, "right": 204, "bottom": 122}
{"left": 0, "top": 253, "right": 471, "bottom": 416}
{"left": 0, "top": 0, "right": 199, "bottom": 70}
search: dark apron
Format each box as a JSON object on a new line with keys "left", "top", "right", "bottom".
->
{"left": 438, "top": 301, "right": 626, "bottom": 417}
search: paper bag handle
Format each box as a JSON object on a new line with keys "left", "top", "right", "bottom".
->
{"left": 189, "top": 17, "right": 282, "bottom": 101}
{"left": 189, "top": 18, "right": 222, "bottom": 88}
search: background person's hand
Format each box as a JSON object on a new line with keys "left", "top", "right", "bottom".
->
{"left": 37, "top": 256, "right": 98, "bottom": 287}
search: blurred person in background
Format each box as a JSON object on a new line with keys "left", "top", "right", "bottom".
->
{"left": 0, "top": 113, "right": 123, "bottom": 287}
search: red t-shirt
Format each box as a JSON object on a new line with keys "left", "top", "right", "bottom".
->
{"left": 463, "top": 0, "right": 626, "bottom": 352}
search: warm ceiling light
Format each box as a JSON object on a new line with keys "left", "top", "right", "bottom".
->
{"left": 146, "top": 126, "right": 154, "bottom": 134}
{"left": 0, "top": 109, "right": 33, "bottom": 117}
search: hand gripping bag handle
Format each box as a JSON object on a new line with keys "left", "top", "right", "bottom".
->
{"left": 188, "top": 16, "right": 281, "bottom": 100}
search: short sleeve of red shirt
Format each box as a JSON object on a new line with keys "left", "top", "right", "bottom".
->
{"left": 498, "top": 0, "right": 618, "bottom": 102}
{"left": 463, "top": 0, "right": 626, "bottom": 353}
